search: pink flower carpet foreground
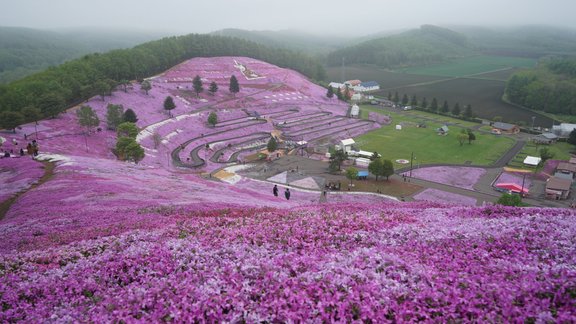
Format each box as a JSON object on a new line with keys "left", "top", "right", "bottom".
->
{"left": 0, "top": 203, "right": 574, "bottom": 322}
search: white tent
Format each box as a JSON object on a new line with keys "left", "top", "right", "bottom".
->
{"left": 523, "top": 156, "right": 542, "bottom": 166}
{"left": 395, "top": 125, "right": 402, "bottom": 130}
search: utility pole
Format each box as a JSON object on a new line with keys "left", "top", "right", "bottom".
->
{"left": 409, "top": 152, "right": 415, "bottom": 181}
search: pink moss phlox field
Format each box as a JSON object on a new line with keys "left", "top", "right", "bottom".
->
{"left": 0, "top": 157, "right": 44, "bottom": 202}
{"left": 2, "top": 57, "right": 576, "bottom": 322}
{"left": 0, "top": 203, "right": 574, "bottom": 322}
{"left": 413, "top": 188, "right": 477, "bottom": 206}
{"left": 405, "top": 166, "right": 486, "bottom": 190}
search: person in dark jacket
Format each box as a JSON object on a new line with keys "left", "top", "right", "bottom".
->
{"left": 273, "top": 185, "right": 278, "bottom": 197}
{"left": 284, "top": 188, "right": 291, "bottom": 200}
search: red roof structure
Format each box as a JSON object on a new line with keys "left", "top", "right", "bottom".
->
{"left": 495, "top": 183, "right": 529, "bottom": 194}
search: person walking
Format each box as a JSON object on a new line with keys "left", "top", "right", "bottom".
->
{"left": 273, "top": 184, "right": 278, "bottom": 197}
{"left": 284, "top": 188, "right": 291, "bottom": 200}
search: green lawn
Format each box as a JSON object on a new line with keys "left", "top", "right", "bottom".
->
{"left": 397, "top": 56, "right": 537, "bottom": 77}
{"left": 510, "top": 141, "right": 573, "bottom": 167}
{"left": 357, "top": 107, "right": 515, "bottom": 166}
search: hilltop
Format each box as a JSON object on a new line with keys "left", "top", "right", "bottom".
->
{"left": 0, "top": 57, "right": 575, "bottom": 322}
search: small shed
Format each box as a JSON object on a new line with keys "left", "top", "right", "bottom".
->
{"left": 546, "top": 177, "right": 572, "bottom": 200}
{"left": 340, "top": 138, "right": 355, "bottom": 152}
{"left": 437, "top": 125, "right": 449, "bottom": 135}
{"left": 523, "top": 156, "right": 542, "bottom": 166}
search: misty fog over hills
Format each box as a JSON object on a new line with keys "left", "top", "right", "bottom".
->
{"left": 2, "top": 23, "right": 576, "bottom": 84}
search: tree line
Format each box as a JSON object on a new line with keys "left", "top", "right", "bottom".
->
{"left": 0, "top": 33, "right": 326, "bottom": 128}
{"left": 505, "top": 57, "right": 576, "bottom": 115}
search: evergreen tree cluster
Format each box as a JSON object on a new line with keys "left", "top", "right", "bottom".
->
{"left": 0, "top": 34, "right": 325, "bottom": 128}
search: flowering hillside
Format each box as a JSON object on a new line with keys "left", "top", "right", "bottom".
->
{"left": 1, "top": 57, "right": 575, "bottom": 322}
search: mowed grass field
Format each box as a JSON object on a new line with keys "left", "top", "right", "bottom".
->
{"left": 357, "top": 106, "right": 515, "bottom": 166}
{"left": 397, "top": 56, "right": 537, "bottom": 77}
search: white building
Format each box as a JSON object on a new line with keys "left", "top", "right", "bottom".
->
{"left": 340, "top": 138, "right": 355, "bottom": 152}
{"left": 353, "top": 81, "right": 380, "bottom": 93}
{"left": 552, "top": 123, "right": 576, "bottom": 138}
{"left": 328, "top": 82, "right": 345, "bottom": 90}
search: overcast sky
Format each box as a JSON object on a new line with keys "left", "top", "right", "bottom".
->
{"left": 1, "top": 0, "right": 575, "bottom": 36}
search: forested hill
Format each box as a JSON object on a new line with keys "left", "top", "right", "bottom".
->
{"left": 506, "top": 57, "right": 576, "bottom": 116}
{"left": 0, "top": 26, "right": 166, "bottom": 84}
{"left": 0, "top": 33, "right": 325, "bottom": 126}
{"left": 452, "top": 25, "right": 576, "bottom": 58}
{"left": 325, "top": 25, "right": 474, "bottom": 68}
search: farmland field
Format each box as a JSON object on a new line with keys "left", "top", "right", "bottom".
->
{"left": 325, "top": 55, "right": 554, "bottom": 127}
{"left": 396, "top": 56, "right": 537, "bottom": 77}
{"left": 356, "top": 106, "right": 515, "bottom": 166}
{"left": 371, "top": 77, "right": 554, "bottom": 127}
{"left": 325, "top": 65, "right": 449, "bottom": 89}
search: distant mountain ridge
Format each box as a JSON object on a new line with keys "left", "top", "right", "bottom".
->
{"left": 210, "top": 28, "right": 353, "bottom": 55}
{"left": 325, "top": 25, "right": 475, "bottom": 68}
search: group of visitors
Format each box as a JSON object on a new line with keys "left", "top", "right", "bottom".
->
{"left": 272, "top": 184, "right": 291, "bottom": 200}
{"left": 0, "top": 138, "right": 39, "bottom": 158}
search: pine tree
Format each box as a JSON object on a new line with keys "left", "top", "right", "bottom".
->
{"left": 568, "top": 129, "right": 576, "bottom": 145}
{"left": 463, "top": 104, "right": 473, "bottom": 119}
{"left": 208, "top": 112, "right": 218, "bottom": 127}
{"left": 193, "top": 75, "right": 203, "bottom": 98}
{"left": 209, "top": 81, "right": 218, "bottom": 95}
{"left": 440, "top": 100, "right": 449, "bottom": 113}
{"left": 163, "top": 96, "right": 176, "bottom": 117}
{"left": 421, "top": 97, "right": 428, "bottom": 109}
{"left": 430, "top": 98, "right": 438, "bottom": 112}
{"left": 401, "top": 94, "right": 409, "bottom": 105}
{"left": 451, "top": 102, "right": 461, "bottom": 116}
{"left": 123, "top": 108, "right": 138, "bottom": 123}
{"left": 267, "top": 137, "right": 278, "bottom": 153}
{"left": 229, "top": 75, "right": 240, "bottom": 96}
